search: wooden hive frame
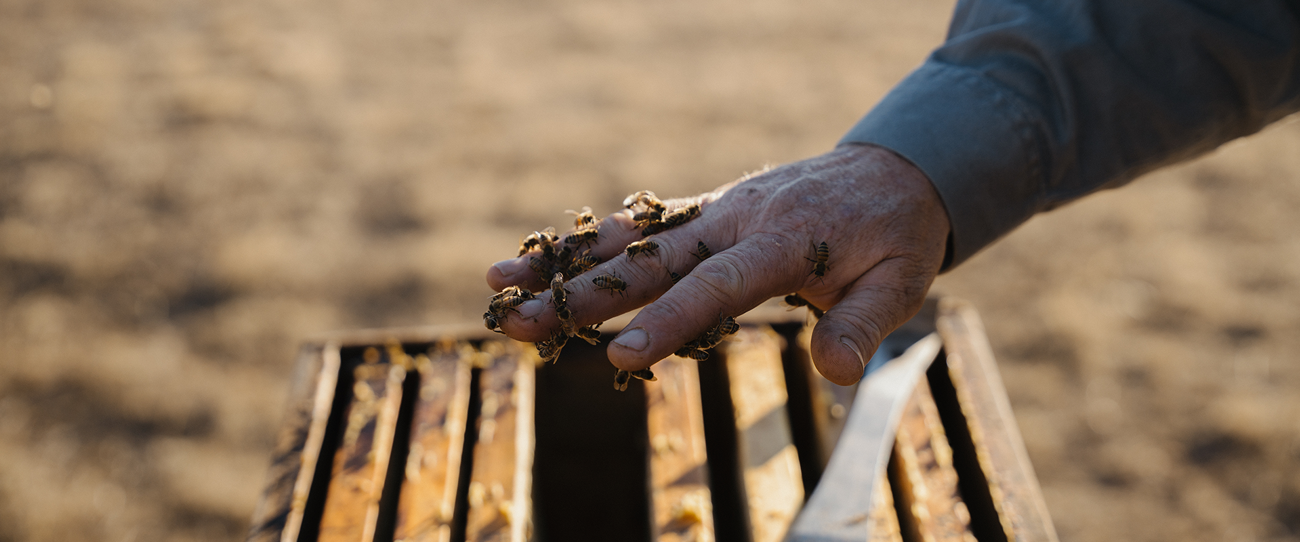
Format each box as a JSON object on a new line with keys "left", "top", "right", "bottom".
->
{"left": 246, "top": 298, "right": 1057, "bottom": 542}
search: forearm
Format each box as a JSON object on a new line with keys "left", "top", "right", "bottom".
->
{"left": 843, "top": 0, "right": 1300, "bottom": 268}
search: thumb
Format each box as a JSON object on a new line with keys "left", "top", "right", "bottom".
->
{"left": 809, "top": 256, "right": 934, "bottom": 385}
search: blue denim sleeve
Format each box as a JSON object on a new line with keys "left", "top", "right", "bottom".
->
{"left": 841, "top": 0, "right": 1300, "bottom": 268}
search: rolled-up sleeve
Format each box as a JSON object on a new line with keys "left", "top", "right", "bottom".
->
{"left": 841, "top": 0, "right": 1300, "bottom": 268}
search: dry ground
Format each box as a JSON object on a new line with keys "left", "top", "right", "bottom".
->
{"left": 1, "top": 0, "right": 1299, "bottom": 540}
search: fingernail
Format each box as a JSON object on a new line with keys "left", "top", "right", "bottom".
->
{"left": 840, "top": 336, "right": 865, "bottom": 369}
{"left": 613, "top": 328, "right": 649, "bottom": 352}
{"left": 493, "top": 258, "right": 528, "bottom": 277}
{"left": 517, "top": 299, "right": 545, "bottom": 319}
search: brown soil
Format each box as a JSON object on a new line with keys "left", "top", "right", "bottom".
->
{"left": 2, "top": 0, "right": 1298, "bottom": 540}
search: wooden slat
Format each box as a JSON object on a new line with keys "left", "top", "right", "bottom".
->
{"left": 317, "top": 347, "right": 411, "bottom": 541}
{"left": 869, "top": 475, "right": 904, "bottom": 542}
{"left": 893, "top": 378, "right": 976, "bottom": 542}
{"left": 245, "top": 342, "right": 332, "bottom": 542}
{"left": 394, "top": 343, "right": 476, "bottom": 542}
{"left": 723, "top": 326, "right": 803, "bottom": 542}
{"left": 788, "top": 324, "right": 860, "bottom": 470}
{"left": 936, "top": 299, "right": 1059, "bottom": 542}
{"left": 464, "top": 348, "right": 535, "bottom": 542}
{"left": 645, "top": 355, "right": 715, "bottom": 542}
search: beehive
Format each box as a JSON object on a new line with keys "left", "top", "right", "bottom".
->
{"left": 246, "top": 298, "right": 1057, "bottom": 542}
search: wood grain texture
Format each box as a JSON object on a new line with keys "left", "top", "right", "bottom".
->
{"left": 868, "top": 474, "right": 904, "bottom": 542}
{"left": 723, "top": 326, "right": 803, "bottom": 542}
{"left": 645, "top": 356, "right": 715, "bottom": 542}
{"left": 394, "top": 343, "right": 475, "bottom": 542}
{"left": 245, "top": 342, "right": 331, "bottom": 542}
{"left": 464, "top": 348, "right": 535, "bottom": 542}
{"left": 892, "top": 378, "right": 977, "bottom": 542}
{"left": 936, "top": 299, "right": 1059, "bottom": 542}
{"left": 317, "top": 347, "right": 411, "bottom": 542}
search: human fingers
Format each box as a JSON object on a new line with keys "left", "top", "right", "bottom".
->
{"left": 496, "top": 201, "right": 731, "bottom": 342}
{"left": 485, "top": 211, "right": 642, "bottom": 293}
{"left": 606, "top": 232, "right": 806, "bottom": 371}
{"left": 808, "top": 255, "right": 938, "bottom": 385}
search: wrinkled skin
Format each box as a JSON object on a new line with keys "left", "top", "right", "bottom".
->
{"left": 485, "top": 143, "right": 950, "bottom": 385}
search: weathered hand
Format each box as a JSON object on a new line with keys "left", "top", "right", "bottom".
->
{"left": 485, "top": 143, "right": 950, "bottom": 385}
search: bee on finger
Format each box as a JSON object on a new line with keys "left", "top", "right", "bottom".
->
{"left": 630, "top": 368, "right": 656, "bottom": 382}
{"left": 623, "top": 190, "right": 664, "bottom": 210}
{"left": 632, "top": 208, "right": 663, "bottom": 229}
{"left": 690, "top": 241, "right": 711, "bottom": 261}
{"left": 550, "top": 273, "right": 570, "bottom": 307}
{"left": 483, "top": 312, "right": 502, "bottom": 333}
{"left": 574, "top": 324, "right": 602, "bottom": 345}
{"left": 625, "top": 240, "right": 660, "bottom": 261}
{"left": 529, "top": 257, "right": 554, "bottom": 278}
{"left": 783, "top": 293, "right": 825, "bottom": 318}
{"left": 491, "top": 286, "right": 534, "bottom": 302}
{"left": 805, "top": 241, "right": 830, "bottom": 282}
{"left": 564, "top": 228, "right": 599, "bottom": 248}
{"left": 669, "top": 271, "right": 683, "bottom": 284}
{"left": 537, "top": 331, "right": 569, "bottom": 364}
{"left": 568, "top": 250, "right": 602, "bottom": 276}
{"left": 567, "top": 206, "right": 597, "bottom": 229}
{"left": 613, "top": 369, "right": 632, "bottom": 391}
{"left": 556, "top": 304, "right": 578, "bottom": 336}
{"left": 592, "top": 272, "right": 628, "bottom": 297}
{"left": 489, "top": 295, "right": 526, "bottom": 316}
{"left": 675, "top": 347, "right": 709, "bottom": 361}
{"left": 662, "top": 204, "right": 701, "bottom": 228}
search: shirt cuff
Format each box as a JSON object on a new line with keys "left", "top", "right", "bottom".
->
{"left": 839, "top": 61, "right": 1047, "bottom": 269}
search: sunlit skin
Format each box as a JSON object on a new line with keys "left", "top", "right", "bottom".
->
{"left": 485, "top": 143, "right": 950, "bottom": 385}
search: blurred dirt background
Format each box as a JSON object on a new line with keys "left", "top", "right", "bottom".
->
{"left": 1, "top": 0, "right": 1299, "bottom": 540}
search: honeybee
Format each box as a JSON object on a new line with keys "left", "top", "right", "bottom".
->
{"left": 675, "top": 347, "right": 709, "bottom": 361}
{"left": 489, "top": 295, "right": 526, "bottom": 316}
{"left": 520, "top": 228, "right": 559, "bottom": 256}
{"left": 630, "top": 368, "right": 656, "bottom": 382}
{"left": 491, "top": 285, "right": 534, "bottom": 302}
{"left": 783, "top": 293, "right": 825, "bottom": 318}
{"left": 592, "top": 272, "right": 628, "bottom": 297}
{"left": 556, "top": 304, "right": 577, "bottom": 336}
{"left": 632, "top": 208, "right": 663, "bottom": 229}
{"left": 690, "top": 241, "right": 711, "bottom": 261}
{"left": 483, "top": 312, "right": 502, "bottom": 333}
{"left": 567, "top": 207, "right": 597, "bottom": 229}
{"left": 529, "top": 257, "right": 553, "bottom": 277}
{"left": 613, "top": 369, "right": 632, "bottom": 391}
{"left": 564, "top": 228, "right": 599, "bottom": 248}
{"left": 662, "top": 204, "right": 701, "bottom": 228}
{"left": 805, "top": 241, "right": 830, "bottom": 282}
{"left": 640, "top": 223, "right": 668, "bottom": 236}
{"left": 716, "top": 315, "right": 740, "bottom": 336}
{"left": 550, "top": 273, "right": 569, "bottom": 306}
{"left": 623, "top": 190, "right": 661, "bottom": 209}
{"left": 669, "top": 271, "right": 683, "bottom": 284}
{"left": 625, "top": 240, "right": 660, "bottom": 260}
{"left": 574, "top": 324, "right": 602, "bottom": 345}
{"left": 537, "top": 331, "right": 569, "bottom": 364}
{"left": 568, "top": 251, "right": 601, "bottom": 276}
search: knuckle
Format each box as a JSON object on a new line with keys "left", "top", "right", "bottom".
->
{"left": 690, "top": 255, "right": 748, "bottom": 309}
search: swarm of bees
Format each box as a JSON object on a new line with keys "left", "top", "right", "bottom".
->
{"left": 486, "top": 190, "right": 807, "bottom": 391}
{"left": 673, "top": 315, "right": 740, "bottom": 361}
